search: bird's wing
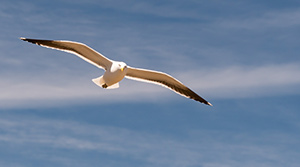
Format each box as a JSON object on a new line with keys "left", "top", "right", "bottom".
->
{"left": 20, "top": 38, "right": 112, "bottom": 70}
{"left": 125, "top": 67, "right": 212, "bottom": 106}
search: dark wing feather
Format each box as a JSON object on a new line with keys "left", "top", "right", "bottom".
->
{"left": 126, "top": 67, "right": 212, "bottom": 106}
{"left": 20, "top": 38, "right": 112, "bottom": 69}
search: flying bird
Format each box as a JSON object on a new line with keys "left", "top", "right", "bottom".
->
{"left": 20, "top": 38, "right": 212, "bottom": 106}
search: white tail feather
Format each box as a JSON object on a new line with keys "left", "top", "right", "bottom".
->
{"left": 92, "top": 76, "right": 105, "bottom": 87}
{"left": 92, "top": 76, "right": 119, "bottom": 89}
{"left": 106, "top": 82, "right": 119, "bottom": 89}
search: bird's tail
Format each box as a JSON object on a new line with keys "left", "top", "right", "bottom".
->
{"left": 92, "top": 76, "right": 119, "bottom": 89}
{"left": 92, "top": 76, "right": 105, "bottom": 87}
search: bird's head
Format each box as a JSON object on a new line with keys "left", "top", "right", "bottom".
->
{"left": 118, "top": 62, "right": 127, "bottom": 72}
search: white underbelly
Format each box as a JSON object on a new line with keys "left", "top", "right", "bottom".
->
{"left": 103, "top": 71, "right": 125, "bottom": 86}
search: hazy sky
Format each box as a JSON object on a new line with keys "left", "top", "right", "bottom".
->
{"left": 1, "top": 0, "right": 300, "bottom": 166}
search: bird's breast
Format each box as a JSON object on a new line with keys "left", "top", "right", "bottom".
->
{"left": 103, "top": 69, "right": 125, "bottom": 86}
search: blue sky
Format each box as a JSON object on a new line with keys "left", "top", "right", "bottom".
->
{"left": 1, "top": 0, "right": 300, "bottom": 166}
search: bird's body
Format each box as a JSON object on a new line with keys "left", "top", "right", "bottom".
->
{"left": 97, "top": 61, "right": 127, "bottom": 88}
{"left": 20, "top": 38, "right": 212, "bottom": 106}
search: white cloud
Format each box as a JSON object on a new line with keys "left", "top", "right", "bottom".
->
{"left": 1, "top": 63, "right": 300, "bottom": 108}
{"left": 187, "top": 63, "right": 300, "bottom": 98}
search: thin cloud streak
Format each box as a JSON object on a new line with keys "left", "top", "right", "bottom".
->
{"left": 0, "top": 117, "right": 299, "bottom": 167}
{"left": 1, "top": 0, "right": 299, "bottom": 108}
{"left": 0, "top": 1, "right": 299, "bottom": 167}
{"left": 218, "top": 8, "right": 300, "bottom": 30}
{"left": 1, "top": 63, "right": 300, "bottom": 108}
{"left": 192, "top": 63, "right": 300, "bottom": 98}
{"left": 62, "top": 0, "right": 207, "bottom": 19}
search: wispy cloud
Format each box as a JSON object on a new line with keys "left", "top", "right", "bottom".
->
{"left": 1, "top": 1, "right": 300, "bottom": 167}
{"left": 1, "top": 62, "right": 300, "bottom": 108}
{"left": 61, "top": 0, "right": 207, "bottom": 19}
{"left": 0, "top": 116, "right": 299, "bottom": 167}
{"left": 1, "top": 0, "right": 300, "bottom": 108}
{"left": 188, "top": 63, "right": 300, "bottom": 98}
{"left": 218, "top": 8, "right": 300, "bottom": 30}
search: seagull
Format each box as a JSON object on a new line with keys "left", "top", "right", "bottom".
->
{"left": 20, "top": 38, "right": 212, "bottom": 106}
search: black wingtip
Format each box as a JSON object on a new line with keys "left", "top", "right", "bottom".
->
{"left": 20, "top": 37, "right": 33, "bottom": 43}
{"left": 20, "top": 37, "right": 41, "bottom": 45}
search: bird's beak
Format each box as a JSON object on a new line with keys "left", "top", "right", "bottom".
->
{"left": 121, "top": 67, "right": 124, "bottom": 72}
